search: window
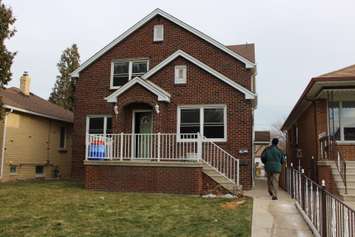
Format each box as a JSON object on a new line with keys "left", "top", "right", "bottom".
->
{"left": 59, "top": 127, "right": 66, "bottom": 149}
{"left": 178, "top": 105, "right": 226, "bottom": 141}
{"left": 153, "top": 25, "right": 164, "bottom": 42}
{"left": 35, "top": 166, "right": 44, "bottom": 177}
{"left": 111, "top": 60, "right": 148, "bottom": 88}
{"left": 87, "top": 116, "right": 112, "bottom": 135}
{"left": 329, "top": 101, "right": 355, "bottom": 141}
{"left": 175, "top": 65, "right": 187, "bottom": 84}
{"left": 10, "top": 165, "right": 16, "bottom": 175}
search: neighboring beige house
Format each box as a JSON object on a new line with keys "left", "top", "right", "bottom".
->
{"left": 254, "top": 131, "right": 271, "bottom": 177}
{"left": 0, "top": 72, "right": 73, "bottom": 182}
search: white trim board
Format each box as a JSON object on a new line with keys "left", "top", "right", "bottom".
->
{"left": 71, "top": 8, "right": 255, "bottom": 77}
{"left": 142, "top": 50, "right": 256, "bottom": 100}
{"left": 105, "top": 77, "right": 171, "bottom": 103}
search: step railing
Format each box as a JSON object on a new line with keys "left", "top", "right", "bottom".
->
{"left": 201, "top": 138, "right": 240, "bottom": 187}
{"left": 86, "top": 133, "right": 240, "bottom": 187}
{"left": 286, "top": 164, "right": 355, "bottom": 237}
{"left": 319, "top": 135, "right": 347, "bottom": 194}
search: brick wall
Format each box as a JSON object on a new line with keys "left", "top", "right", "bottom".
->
{"left": 317, "top": 163, "right": 339, "bottom": 194}
{"left": 85, "top": 164, "right": 203, "bottom": 194}
{"left": 72, "top": 15, "right": 254, "bottom": 189}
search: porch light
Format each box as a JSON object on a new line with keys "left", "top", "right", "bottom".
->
{"left": 114, "top": 104, "right": 119, "bottom": 115}
{"left": 155, "top": 104, "right": 160, "bottom": 114}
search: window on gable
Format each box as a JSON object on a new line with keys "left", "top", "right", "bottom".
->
{"left": 111, "top": 60, "right": 148, "bottom": 88}
{"left": 153, "top": 25, "right": 164, "bottom": 42}
{"left": 175, "top": 65, "right": 187, "bottom": 84}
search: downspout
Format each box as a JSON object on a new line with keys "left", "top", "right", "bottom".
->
{"left": 0, "top": 109, "right": 12, "bottom": 178}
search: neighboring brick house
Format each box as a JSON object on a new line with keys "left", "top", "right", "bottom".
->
{"left": 282, "top": 64, "right": 355, "bottom": 201}
{"left": 71, "top": 9, "right": 257, "bottom": 194}
{"left": 0, "top": 72, "right": 73, "bottom": 182}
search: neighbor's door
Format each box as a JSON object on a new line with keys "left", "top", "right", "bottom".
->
{"left": 134, "top": 111, "right": 153, "bottom": 158}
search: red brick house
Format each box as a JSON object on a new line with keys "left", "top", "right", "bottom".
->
{"left": 71, "top": 9, "right": 257, "bottom": 194}
{"left": 282, "top": 64, "right": 355, "bottom": 201}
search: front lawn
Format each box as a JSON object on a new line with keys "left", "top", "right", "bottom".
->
{"left": 0, "top": 181, "right": 252, "bottom": 237}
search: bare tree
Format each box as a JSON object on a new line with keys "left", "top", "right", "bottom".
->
{"left": 270, "top": 119, "right": 287, "bottom": 151}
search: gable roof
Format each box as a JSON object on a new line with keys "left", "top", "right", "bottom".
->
{"left": 227, "top": 44, "right": 255, "bottom": 63}
{"left": 71, "top": 9, "right": 255, "bottom": 77}
{"left": 105, "top": 77, "right": 171, "bottom": 103}
{"left": 141, "top": 50, "right": 256, "bottom": 99}
{"left": 0, "top": 87, "right": 73, "bottom": 123}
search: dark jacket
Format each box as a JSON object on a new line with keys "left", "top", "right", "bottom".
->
{"left": 261, "top": 145, "right": 285, "bottom": 173}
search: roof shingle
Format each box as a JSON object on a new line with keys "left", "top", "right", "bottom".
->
{"left": 0, "top": 87, "right": 73, "bottom": 123}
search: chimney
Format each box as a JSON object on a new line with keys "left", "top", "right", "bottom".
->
{"left": 20, "top": 71, "right": 31, "bottom": 96}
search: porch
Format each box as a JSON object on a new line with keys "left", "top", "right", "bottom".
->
{"left": 84, "top": 132, "right": 240, "bottom": 194}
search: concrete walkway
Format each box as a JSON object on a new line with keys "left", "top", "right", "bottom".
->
{"left": 245, "top": 179, "right": 314, "bottom": 237}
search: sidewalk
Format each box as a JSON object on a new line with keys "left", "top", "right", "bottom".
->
{"left": 245, "top": 179, "right": 314, "bottom": 237}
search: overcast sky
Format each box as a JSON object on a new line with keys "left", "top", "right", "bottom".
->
{"left": 4, "top": 0, "right": 355, "bottom": 129}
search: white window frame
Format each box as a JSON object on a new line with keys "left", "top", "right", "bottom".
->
{"left": 174, "top": 65, "right": 187, "bottom": 84}
{"left": 177, "top": 104, "right": 227, "bottom": 142}
{"left": 153, "top": 24, "right": 164, "bottom": 42}
{"left": 328, "top": 101, "right": 355, "bottom": 143}
{"left": 110, "top": 59, "right": 149, "bottom": 89}
{"left": 86, "top": 115, "right": 113, "bottom": 135}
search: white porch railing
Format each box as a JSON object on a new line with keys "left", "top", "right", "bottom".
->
{"left": 86, "top": 133, "right": 240, "bottom": 186}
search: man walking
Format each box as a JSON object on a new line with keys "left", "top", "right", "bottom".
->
{"left": 261, "top": 138, "right": 285, "bottom": 200}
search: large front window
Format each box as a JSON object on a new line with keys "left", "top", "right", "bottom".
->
{"left": 329, "top": 101, "right": 355, "bottom": 141}
{"left": 111, "top": 59, "right": 148, "bottom": 88}
{"left": 178, "top": 105, "right": 226, "bottom": 141}
{"left": 87, "top": 116, "right": 112, "bottom": 135}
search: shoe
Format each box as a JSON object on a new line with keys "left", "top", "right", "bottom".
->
{"left": 268, "top": 191, "right": 273, "bottom": 196}
{"left": 272, "top": 196, "right": 278, "bottom": 200}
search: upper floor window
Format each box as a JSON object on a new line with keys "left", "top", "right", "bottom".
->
{"left": 329, "top": 101, "right": 355, "bottom": 141}
{"left": 153, "top": 25, "right": 164, "bottom": 42}
{"left": 174, "top": 65, "right": 187, "bottom": 84}
{"left": 111, "top": 59, "right": 148, "bottom": 89}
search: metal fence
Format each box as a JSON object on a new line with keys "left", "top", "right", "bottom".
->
{"left": 286, "top": 164, "right": 355, "bottom": 237}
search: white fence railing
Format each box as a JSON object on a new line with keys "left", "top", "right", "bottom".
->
{"left": 86, "top": 133, "right": 240, "bottom": 186}
{"left": 286, "top": 164, "right": 355, "bottom": 237}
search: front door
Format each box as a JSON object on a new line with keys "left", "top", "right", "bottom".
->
{"left": 133, "top": 111, "right": 153, "bottom": 158}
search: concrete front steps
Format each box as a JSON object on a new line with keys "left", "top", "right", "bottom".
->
{"left": 202, "top": 163, "right": 240, "bottom": 194}
{"left": 331, "top": 161, "right": 355, "bottom": 202}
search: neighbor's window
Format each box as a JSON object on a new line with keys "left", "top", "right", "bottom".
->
{"left": 178, "top": 106, "right": 226, "bottom": 141}
{"left": 59, "top": 127, "right": 66, "bottom": 149}
{"left": 35, "top": 166, "right": 44, "bottom": 176}
{"left": 174, "top": 65, "right": 187, "bottom": 84}
{"left": 329, "top": 101, "right": 355, "bottom": 141}
{"left": 111, "top": 60, "right": 148, "bottom": 88}
{"left": 87, "top": 116, "right": 112, "bottom": 135}
{"left": 10, "top": 165, "right": 16, "bottom": 175}
{"left": 153, "top": 25, "right": 164, "bottom": 42}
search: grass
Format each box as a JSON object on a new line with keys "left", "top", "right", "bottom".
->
{"left": 0, "top": 181, "right": 252, "bottom": 237}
